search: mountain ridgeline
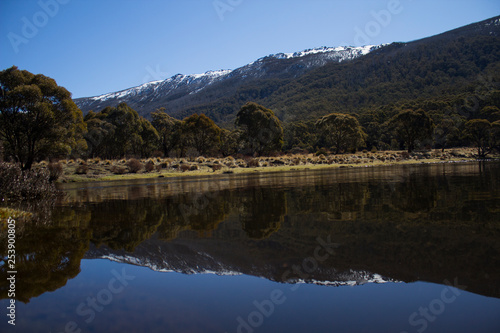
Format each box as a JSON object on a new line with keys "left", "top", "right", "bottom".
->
{"left": 74, "top": 16, "right": 500, "bottom": 126}
{"left": 74, "top": 45, "right": 381, "bottom": 122}
{"left": 3, "top": 163, "right": 499, "bottom": 302}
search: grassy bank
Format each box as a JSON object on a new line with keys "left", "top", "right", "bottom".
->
{"left": 33, "top": 148, "right": 497, "bottom": 183}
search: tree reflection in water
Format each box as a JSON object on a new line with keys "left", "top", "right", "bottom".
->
{"left": 1, "top": 162, "right": 499, "bottom": 302}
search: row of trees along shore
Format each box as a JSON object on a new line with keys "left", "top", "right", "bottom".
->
{"left": 1, "top": 66, "right": 500, "bottom": 170}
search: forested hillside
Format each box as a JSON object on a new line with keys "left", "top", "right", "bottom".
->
{"left": 176, "top": 16, "right": 500, "bottom": 126}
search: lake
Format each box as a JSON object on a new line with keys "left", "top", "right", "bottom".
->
{"left": 1, "top": 162, "right": 500, "bottom": 333}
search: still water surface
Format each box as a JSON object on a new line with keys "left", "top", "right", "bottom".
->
{"left": 1, "top": 162, "right": 500, "bottom": 332}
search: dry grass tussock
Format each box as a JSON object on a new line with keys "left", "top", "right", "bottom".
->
{"left": 32, "top": 148, "right": 486, "bottom": 182}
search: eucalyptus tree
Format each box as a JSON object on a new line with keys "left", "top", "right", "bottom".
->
{"left": 0, "top": 66, "right": 87, "bottom": 169}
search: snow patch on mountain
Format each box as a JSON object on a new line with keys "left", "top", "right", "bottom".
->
{"left": 99, "top": 254, "right": 243, "bottom": 276}
{"left": 97, "top": 253, "right": 397, "bottom": 287}
{"left": 266, "top": 45, "right": 380, "bottom": 60}
{"left": 90, "top": 69, "right": 232, "bottom": 103}
{"left": 85, "top": 45, "right": 382, "bottom": 104}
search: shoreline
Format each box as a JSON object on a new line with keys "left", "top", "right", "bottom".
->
{"left": 48, "top": 148, "right": 498, "bottom": 184}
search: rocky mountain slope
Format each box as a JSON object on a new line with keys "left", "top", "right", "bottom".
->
{"left": 74, "top": 16, "right": 500, "bottom": 125}
{"left": 74, "top": 45, "right": 381, "bottom": 118}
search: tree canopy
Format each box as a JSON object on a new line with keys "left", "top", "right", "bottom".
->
{"left": 0, "top": 66, "right": 87, "bottom": 169}
{"left": 84, "top": 102, "right": 158, "bottom": 159}
{"left": 316, "top": 113, "right": 366, "bottom": 154}
{"left": 235, "top": 102, "right": 283, "bottom": 155}
{"left": 388, "top": 109, "right": 435, "bottom": 152}
{"left": 151, "top": 108, "right": 182, "bottom": 157}
{"left": 182, "top": 113, "right": 221, "bottom": 156}
{"left": 2, "top": 65, "right": 500, "bottom": 164}
{"left": 464, "top": 119, "right": 500, "bottom": 158}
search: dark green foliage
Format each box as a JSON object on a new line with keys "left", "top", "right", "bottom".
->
{"left": 139, "top": 117, "right": 160, "bottom": 157}
{"left": 182, "top": 113, "right": 221, "bottom": 156}
{"left": 171, "top": 32, "right": 500, "bottom": 128}
{"left": 316, "top": 113, "right": 366, "bottom": 154}
{"left": 151, "top": 108, "right": 182, "bottom": 157}
{"left": 283, "top": 121, "right": 317, "bottom": 152}
{"left": 388, "top": 109, "right": 435, "bottom": 152}
{"left": 219, "top": 129, "right": 239, "bottom": 157}
{"left": 433, "top": 115, "right": 462, "bottom": 152}
{"left": 464, "top": 119, "right": 500, "bottom": 157}
{"left": 0, "top": 66, "right": 87, "bottom": 170}
{"left": 84, "top": 103, "right": 159, "bottom": 159}
{"left": 6, "top": 20, "right": 500, "bottom": 162}
{"left": 480, "top": 106, "right": 500, "bottom": 122}
{"left": 153, "top": 25, "right": 500, "bottom": 153}
{"left": 235, "top": 102, "right": 284, "bottom": 155}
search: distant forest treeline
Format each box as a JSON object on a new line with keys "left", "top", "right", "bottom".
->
{"left": 173, "top": 34, "right": 500, "bottom": 125}
{"left": 81, "top": 92, "right": 500, "bottom": 161}
{"left": 1, "top": 32, "right": 500, "bottom": 171}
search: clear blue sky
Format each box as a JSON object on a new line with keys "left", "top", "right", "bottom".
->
{"left": 1, "top": 0, "right": 499, "bottom": 98}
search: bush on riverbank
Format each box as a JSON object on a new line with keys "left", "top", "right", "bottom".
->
{"left": 33, "top": 147, "right": 489, "bottom": 183}
{"left": 0, "top": 162, "right": 57, "bottom": 202}
{"left": 0, "top": 162, "right": 59, "bottom": 225}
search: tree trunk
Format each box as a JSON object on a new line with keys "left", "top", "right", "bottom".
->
{"left": 22, "top": 156, "right": 33, "bottom": 171}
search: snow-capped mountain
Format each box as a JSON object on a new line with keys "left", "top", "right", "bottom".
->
{"left": 74, "top": 45, "right": 383, "bottom": 117}
{"left": 74, "top": 15, "right": 500, "bottom": 123}
{"left": 87, "top": 69, "right": 232, "bottom": 103}
{"left": 84, "top": 241, "right": 397, "bottom": 288}
{"left": 259, "top": 45, "right": 376, "bottom": 61}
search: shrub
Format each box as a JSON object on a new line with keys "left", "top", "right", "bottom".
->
{"left": 211, "top": 163, "right": 223, "bottom": 172}
{"left": 110, "top": 165, "right": 127, "bottom": 174}
{"left": 247, "top": 158, "right": 260, "bottom": 168}
{"left": 180, "top": 164, "right": 191, "bottom": 172}
{"left": 127, "top": 158, "right": 143, "bottom": 173}
{"left": 316, "top": 148, "right": 330, "bottom": 156}
{"left": 48, "top": 162, "right": 63, "bottom": 181}
{"left": 0, "top": 162, "right": 56, "bottom": 201}
{"left": 145, "top": 161, "right": 155, "bottom": 172}
{"left": 400, "top": 151, "right": 410, "bottom": 159}
{"left": 75, "top": 164, "right": 88, "bottom": 174}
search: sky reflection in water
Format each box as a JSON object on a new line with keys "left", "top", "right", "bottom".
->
{"left": 1, "top": 162, "right": 500, "bottom": 332}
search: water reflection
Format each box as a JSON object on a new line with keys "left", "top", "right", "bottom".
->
{"left": 1, "top": 162, "right": 499, "bottom": 304}
{"left": 0, "top": 206, "right": 91, "bottom": 303}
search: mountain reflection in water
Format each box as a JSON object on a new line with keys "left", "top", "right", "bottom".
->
{"left": 1, "top": 162, "right": 499, "bottom": 304}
